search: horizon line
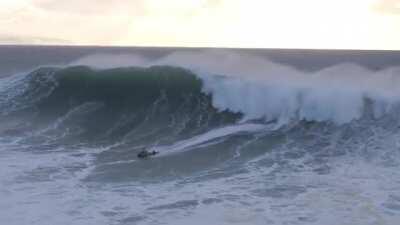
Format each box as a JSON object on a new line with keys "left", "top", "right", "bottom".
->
{"left": 1, "top": 43, "right": 400, "bottom": 52}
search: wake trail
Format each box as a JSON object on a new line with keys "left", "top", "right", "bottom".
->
{"left": 152, "top": 123, "right": 269, "bottom": 156}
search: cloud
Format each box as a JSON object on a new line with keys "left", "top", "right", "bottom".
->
{"left": 0, "top": 0, "right": 227, "bottom": 45}
{"left": 0, "top": 0, "right": 132, "bottom": 45}
{"left": 0, "top": 34, "right": 70, "bottom": 45}
{"left": 373, "top": 0, "right": 400, "bottom": 14}
{"left": 30, "top": 0, "right": 222, "bottom": 16}
{"left": 0, "top": 0, "right": 399, "bottom": 49}
{"left": 32, "top": 0, "right": 145, "bottom": 15}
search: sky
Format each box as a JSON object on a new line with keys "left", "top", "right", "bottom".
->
{"left": 0, "top": 0, "right": 399, "bottom": 49}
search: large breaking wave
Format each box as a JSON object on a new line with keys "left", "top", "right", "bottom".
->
{"left": 2, "top": 50, "right": 400, "bottom": 225}
{"left": 2, "top": 50, "right": 400, "bottom": 128}
{"left": 0, "top": 50, "right": 399, "bottom": 167}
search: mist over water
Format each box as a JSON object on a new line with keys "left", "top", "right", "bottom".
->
{"left": 1, "top": 47, "right": 400, "bottom": 225}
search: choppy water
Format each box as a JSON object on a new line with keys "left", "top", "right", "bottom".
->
{"left": 1, "top": 47, "right": 400, "bottom": 225}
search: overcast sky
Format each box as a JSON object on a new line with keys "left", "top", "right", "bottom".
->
{"left": 1, "top": 0, "right": 399, "bottom": 49}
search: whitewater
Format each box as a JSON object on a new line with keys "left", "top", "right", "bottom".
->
{"left": 1, "top": 47, "right": 400, "bottom": 225}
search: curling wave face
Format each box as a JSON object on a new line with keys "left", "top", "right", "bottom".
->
{"left": 0, "top": 65, "right": 241, "bottom": 145}
{"left": 3, "top": 51, "right": 400, "bottom": 131}
{"left": 2, "top": 50, "right": 400, "bottom": 159}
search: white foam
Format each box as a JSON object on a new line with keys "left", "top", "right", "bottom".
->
{"left": 3, "top": 50, "right": 400, "bottom": 225}
{"left": 71, "top": 50, "right": 400, "bottom": 125}
{"left": 153, "top": 123, "right": 268, "bottom": 155}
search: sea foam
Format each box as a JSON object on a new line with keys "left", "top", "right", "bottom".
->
{"left": 71, "top": 50, "right": 400, "bottom": 125}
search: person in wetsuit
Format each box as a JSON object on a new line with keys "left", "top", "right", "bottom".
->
{"left": 137, "top": 148, "right": 159, "bottom": 158}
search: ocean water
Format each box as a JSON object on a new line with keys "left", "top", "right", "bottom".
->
{"left": 1, "top": 46, "right": 400, "bottom": 225}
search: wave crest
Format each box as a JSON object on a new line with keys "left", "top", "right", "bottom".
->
{"left": 2, "top": 50, "right": 400, "bottom": 130}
